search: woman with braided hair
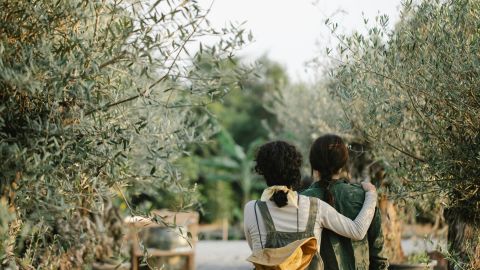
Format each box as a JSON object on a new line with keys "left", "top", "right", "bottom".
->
{"left": 302, "top": 134, "right": 389, "bottom": 270}
{"left": 243, "top": 140, "right": 377, "bottom": 269}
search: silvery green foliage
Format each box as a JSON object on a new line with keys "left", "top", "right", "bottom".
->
{"left": 0, "top": 0, "right": 250, "bottom": 267}
{"left": 328, "top": 0, "right": 479, "bottom": 236}
{"left": 269, "top": 75, "right": 380, "bottom": 183}
{"left": 329, "top": 0, "right": 480, "bottom": 220}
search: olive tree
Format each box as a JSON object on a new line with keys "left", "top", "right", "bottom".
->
{"left": 271, "top": 81, "right": 406, "bottom": 262}
{"left": 0, "top": 0, "right": 249, "bottom": 268}
{"left": 327, "top": 0, "right": 480, "bottom": 268}
{"left": 270, "top": 82, "right": 345, "bottom": 149}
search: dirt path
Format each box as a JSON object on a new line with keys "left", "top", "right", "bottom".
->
{"left": 196, "top": 241, "right": 251, "bottom": 270}
{"left": 194, "top": 238, "right": 447, "bottom": 269}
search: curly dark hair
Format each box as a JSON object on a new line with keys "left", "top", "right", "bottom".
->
{"left": 254, "top": 141, "right": 303, "bottom": 207}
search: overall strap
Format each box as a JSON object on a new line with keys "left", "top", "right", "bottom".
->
{"left": 256, "top": 200, "right": 276, "bottom": 234}
{"left": 253, "top": 201, "right": 264, "bottom": 249}
{"left": 305, "top": 197, "right": 318, "bottom": 232}
{"left": 296, "top": 193, "right": 300, "bottom": 232}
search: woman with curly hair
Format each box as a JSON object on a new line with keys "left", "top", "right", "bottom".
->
{"left": 243, "top": 140, "right": 377, "bottom": 269}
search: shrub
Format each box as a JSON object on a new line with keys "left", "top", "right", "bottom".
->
{"left": 0, "top": 0, "right": 249, "bottom": 267}
{"left": 328, "top": 0, "right": 480, "bottom": 268}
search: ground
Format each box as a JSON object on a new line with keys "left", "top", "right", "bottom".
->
{"left": 195, "top": 238, "right": 447, "bottom": 270}
{"left": 196, "top": 241, "right": 251, "bottom": 270}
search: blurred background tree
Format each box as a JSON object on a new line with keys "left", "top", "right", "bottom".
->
{"left": 180, "top": 57, "right": 289, "bottom": 237}
{"left": 270, "top": 78, "right": 406, "bottom": 262}
{"left": 207, "top": 57, "right": 287, "bottom": 148}
{"left": 114, "top": 54, "right": 290, "bottom": 238}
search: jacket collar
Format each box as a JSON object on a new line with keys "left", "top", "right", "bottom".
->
{"left": 310, "top": 178, "right": 348, "bottom": 189}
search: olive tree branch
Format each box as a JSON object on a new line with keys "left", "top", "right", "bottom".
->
{"left": 337, "top": 97, "right": 427, "bottom": 163}
{"left": 329, "top": 56, "right": 441, "bottom": 138}
{"left": 85, "top": 3, "right": 212, "bottom": 116}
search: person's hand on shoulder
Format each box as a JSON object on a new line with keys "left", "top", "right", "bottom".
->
{"left": 361, "top": 182, "right": 376, "bottom": 192}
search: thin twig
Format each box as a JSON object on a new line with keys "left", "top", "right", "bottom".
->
{"left": 99, "top": 51, "right": 128, "bottom": 69}
{"left": 164, "top": 2, "right": 213, "bottom": 106}
{"left": 337, "top": 98, "right": 427, "bottom": 162}
{"left": 385, "top": 141, "right": 426, "bottom": 162}
{"left": 85, "top": 2, "right": 213, "bottom": 116}
{"left": 387, "top": 188, "right": 441, "bottom": 200}
{"left": 86, "top": 94, "right": 139, "bottom": 116}
{"left": 114, "top": 182, "right": 134, "bottom": 215}
{"left": 329, "top": 56, "right": 441, "bottom": 138}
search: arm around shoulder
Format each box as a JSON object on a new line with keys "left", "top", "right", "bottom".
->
{"left": 318, "top": 190, "right": 377, "bottom": 240}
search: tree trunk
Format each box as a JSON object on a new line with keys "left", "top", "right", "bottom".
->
{"left": 445, "top": 210, "right": 480, "bottom": 270}
{"left": 378, "top": 194, "right": 405, "bottom": 263}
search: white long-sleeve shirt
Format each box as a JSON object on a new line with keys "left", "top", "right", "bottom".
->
{"left": 243, "top": 191, "right": 377, "bottom": 251}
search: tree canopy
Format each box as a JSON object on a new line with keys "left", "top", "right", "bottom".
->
{"left": 0, "top": 0, "right": 249, "bottom": 267}
{"left": 326, "top": 0, "right": 479, "bottom": 267}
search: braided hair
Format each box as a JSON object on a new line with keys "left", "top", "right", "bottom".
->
{"left": 309, "top": 134, "right": 349, "bottom": 206}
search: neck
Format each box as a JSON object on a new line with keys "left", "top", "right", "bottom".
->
{"left": 314, "top": 173, "right": 341, "bottom": 182}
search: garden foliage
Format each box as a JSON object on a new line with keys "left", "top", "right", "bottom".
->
{"left": 0, "top": 0, "right": 249, "bottom": 267}
{"left": 326, "top": 0, "right": 480, "bottom": 267}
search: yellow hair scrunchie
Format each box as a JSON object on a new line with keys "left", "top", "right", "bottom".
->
{"left": 260, "top": 185, "right": 298, "bottom": 208}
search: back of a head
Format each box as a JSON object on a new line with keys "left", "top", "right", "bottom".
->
{"left": 309, "top": 134, "right": 349, "bottom": 179}
{"left": 254, "top": 141, "right": 303, "bottom": 207}
{"left": 309, "top": 134, "right": 349, "bottom": 205}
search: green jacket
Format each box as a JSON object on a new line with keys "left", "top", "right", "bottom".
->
{"left": 301, "top": 180, "right": 389, "bottom": 270}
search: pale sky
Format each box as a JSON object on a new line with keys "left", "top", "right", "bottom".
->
{"left": 199, "top": 0, "right": 402, "bottom": 82}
